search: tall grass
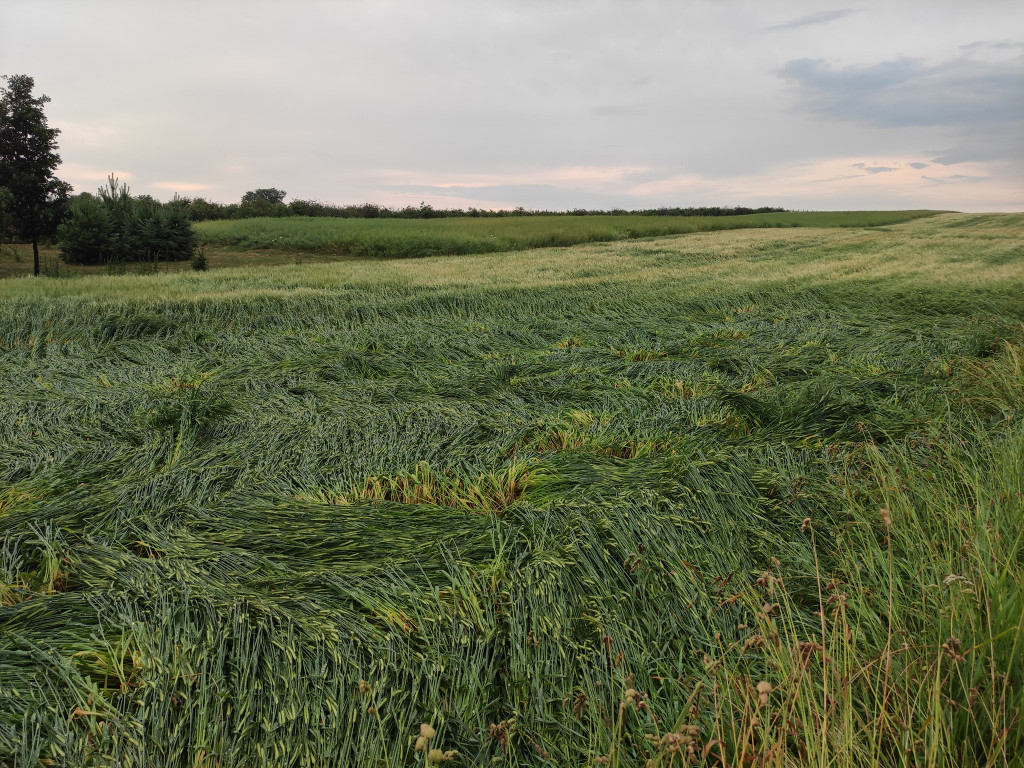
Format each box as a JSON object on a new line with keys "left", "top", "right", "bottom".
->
{"left": 0, "top": 213, "right": 1021, "bottom": 766}
{"left": 195, "top": 211, "right": 940, "bottom": 258}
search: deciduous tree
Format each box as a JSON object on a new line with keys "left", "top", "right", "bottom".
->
{"left": 239, "top": 187, "right": 287, "bottom": 217}
{"left": 0, "top": 75, "right": 71, "bottom": 275}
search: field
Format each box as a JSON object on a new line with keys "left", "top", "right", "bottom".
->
{"left": 194, "top": 211, "right": 940, "bottom": 259}
{"left": 0, "top": 213, "right": 1022, "bottom": 767}
{"left": 0, "top": 211, "right": 941, "bottom": 280}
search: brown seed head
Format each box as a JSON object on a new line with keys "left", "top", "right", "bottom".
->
{"left": 420, "top": 723, "right": 436, "bottom": 740}
{"left": 942, "top": 636, "right": 966, "bottom": 662}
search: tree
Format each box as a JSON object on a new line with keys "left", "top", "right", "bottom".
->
{"left": 0, "top": 75, "right": 71, "bottom": 276}
{"left": 238, "top": 187, "right": 287, "bottom": 218}
{"left": 55, "top": 194, "right": 117, "bottom": 265}
{"left": 241, "top": 188, "right": 286, "bottom": 206}
{"left": 57, "top": 176, "right": 198, "bottom": 265}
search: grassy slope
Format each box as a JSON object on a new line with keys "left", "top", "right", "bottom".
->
{"left": 0, "top": 211, "right": 943, "bottom": 280}
{"left": 0, "top": 213, "right": 1021, "bottom": 767}
{"left": 194, "top": 210, "right": 941, "bottom": 257}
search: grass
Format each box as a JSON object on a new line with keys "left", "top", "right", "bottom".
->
{"left": 0, "top": 241, "right": 345, "bottom": 280}
{"left": 0, "top": 212, "right": 1021, "bottom": 766}
{"left": 194, "top": 211, "right": 941, "bottom": 258}
{"left": 1, "top": 210, "right": 941, "bottom": 279}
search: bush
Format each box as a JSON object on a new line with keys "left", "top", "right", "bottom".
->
{"left": 121, "top": 200, "right": 197, "bottom": 262}
{"left": 191, "top": 246, "right": 208, "bottom": 271}
{"left": 56, "top": 195, "right": 118, "bottom": 265}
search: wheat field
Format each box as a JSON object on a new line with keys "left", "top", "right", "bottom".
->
{"left": 1, "top": 213, "right": 1021, "bottom": 767}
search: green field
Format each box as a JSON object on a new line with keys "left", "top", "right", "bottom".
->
{"left": 1, "top": 213, "right": 1022, "bottom": 767}
{"left": 0, "top": 211, "right": 942, "bottom": 280}
{"left": 195, "top": 210, "right": 941, "bottom": 259}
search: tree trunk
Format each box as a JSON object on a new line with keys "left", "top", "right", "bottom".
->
{"left": 33, "top": 239, "right": 40, "bottom": 276}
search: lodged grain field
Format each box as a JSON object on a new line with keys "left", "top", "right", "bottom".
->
{"left": 193, "top": 210, "right": 939, "bottom": 259}
{"left": 0, "top": 213, "right": 1022, "bottom": 767}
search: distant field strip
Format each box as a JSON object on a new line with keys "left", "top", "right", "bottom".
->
{"left": 195, "top": 210, "right": 941, "bottom": 258}
{"left": 0, "top": 213, "right": 1021, "bottom": 767}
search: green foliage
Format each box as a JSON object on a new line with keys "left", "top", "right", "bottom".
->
{"left": 97, "top": 175, "right": 133, "bottom": 230}
{"left": 121, "top": 198, "right": 198, "bottom": 262}
{"left": 55, "top": 195, "right": 117, "bottom": 265}
{"left": 241, "top": 187, "right": 286, "bottom": 205}
{"left": 57, "top": 177, "right": 197, "bottom": 265}
{"left": 238, "top": 187, "right": 287, "bottom": 218}
{"left": 0, "top": 74, "right": 71, "bottom": 274}
{"left": 0, "top": 215, "right": 1021, "bottom": 766}
{"left": 183, "top": 196, "right": 794, "bottom": 222}
{"left": 190, "top": 246, "right": 208, "bottom": 271}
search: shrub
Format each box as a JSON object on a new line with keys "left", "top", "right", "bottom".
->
{"left": 57, "top": 177, "right": 197, "bottom": 265}
{"left": 121, "top": 199, "right": 197, "bottom": 262}
{"left": 56, "top": 194, "right": 118, "bottom": 265}
{"left": 191, "top": 246, "right": 208, "bottom": 271}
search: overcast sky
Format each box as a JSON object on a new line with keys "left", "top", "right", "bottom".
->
{"left": 3, "top": 1, "right": 1022, "bottom": 211}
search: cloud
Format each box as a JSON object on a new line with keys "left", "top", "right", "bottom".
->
{"left": 765, "top": 10, "right": 857, "bottom": 32}
{"left": 151, "top": 181, "right": 211, "bottom": 192}
{"left": 922, "top": 174, "right": 989, "bottom": 184}
{"left": 908, "top": 162, "right": 930, "bottom": 169}
{"left": 14, "top": 1, "right": 1022, "bottom": 211}
{"left": 779, "top": 54, "right": 1024, "bottom": 129}
{"left": 930, "top": 123, "right": 1024, "bottom": 165}
{"left": 58, "top": 163, "right": 133, "bottom": 193}
{"left": 371, "top": 165, "right": 654, "bottom": 190}
{"left": 852, "top": 163, "right": 898, "bottom": 174}
{"left": 960, "top": 40, "right": 1024, "bottom": 53}
{"left": 626, "top": 156, "right": 1021, "bottom": 211}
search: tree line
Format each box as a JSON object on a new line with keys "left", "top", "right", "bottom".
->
{"left": 180, "top": 191, "right": 787, "bottom": 222}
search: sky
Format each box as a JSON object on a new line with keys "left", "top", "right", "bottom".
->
{"left": 2, "top": 0, "right": 1022, "bottom": 211}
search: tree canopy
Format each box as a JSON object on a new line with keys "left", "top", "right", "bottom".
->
{"left": 238, "top": 188, "right": 288, "bottom": 218}
{"left": 0, "top": 74, "right": 71, "bottom": 275}
{"left": 57, "top": 176, "right": 198, "bottom": 266}
{"left": 241, "top": 188, "right": 286, "bottom": 206}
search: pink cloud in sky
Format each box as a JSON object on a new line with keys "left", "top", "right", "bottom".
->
{"left": 626, "top": 158, "right": 1023, "bottom": 210}
{"left": 368, "top": 165, "right": 653, "bottom": 191}
{"left": 59, "top": 163, "right": 133, "bottom": 186}
{"left": 151, "top": 181, "right": 211, "bottom": 193}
